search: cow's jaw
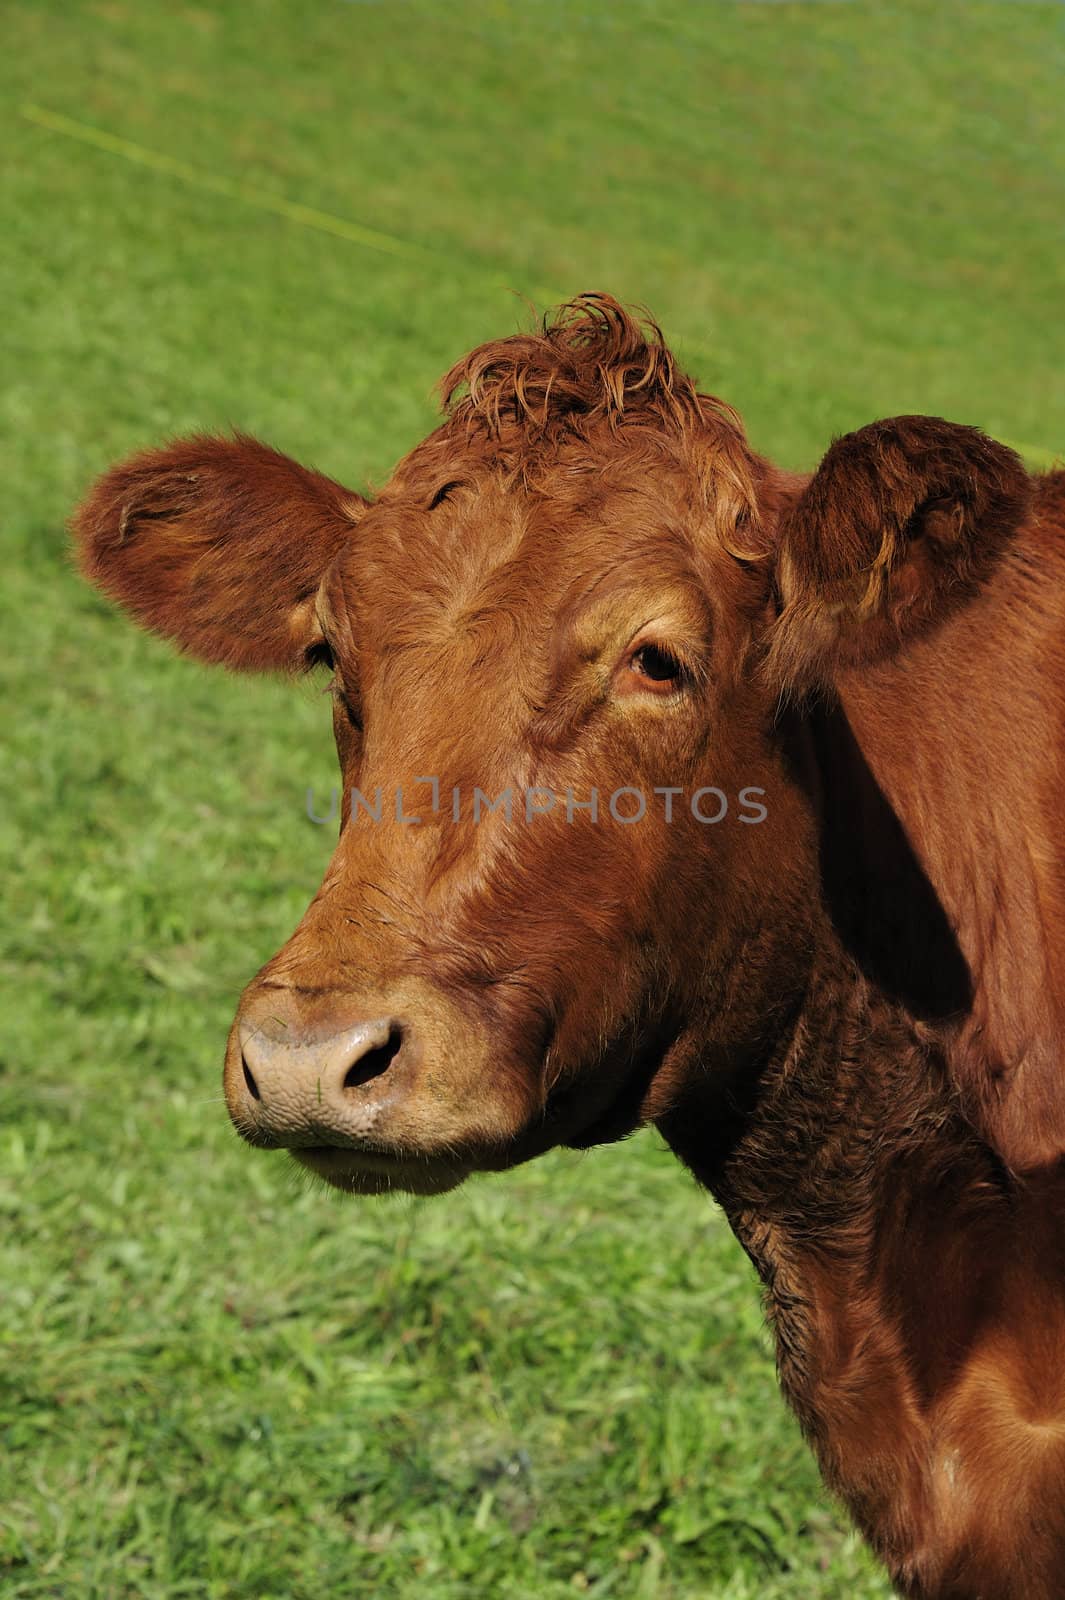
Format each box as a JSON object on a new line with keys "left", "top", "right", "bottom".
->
{"left": 293, "top": 1147, "right": 470, "bottom": 1196}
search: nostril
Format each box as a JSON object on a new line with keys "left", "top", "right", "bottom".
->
{"left": 343, "top": 1023, "right": 404, "bottom": 1091}
{"left": 241, "top": 1053, "right": 262, "bottom": 1102}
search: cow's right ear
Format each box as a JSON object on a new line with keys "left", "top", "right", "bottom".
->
{"left": 73, "top": 434, "right": 365, "bottom": 671}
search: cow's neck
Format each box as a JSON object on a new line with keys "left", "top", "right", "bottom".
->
{"left": 661, "top": 941, "right": 1002, "bottom": 1417}
{"left": 660, "top": 946, "right": 1065, "bottom": 1594}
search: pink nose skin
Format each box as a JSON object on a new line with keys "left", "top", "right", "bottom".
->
{"left": 234, "top": 1016, "right": 406, "bottom": 1149}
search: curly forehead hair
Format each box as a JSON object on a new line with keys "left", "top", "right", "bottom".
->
{"left": 438, "top": 293, "right": 761, "bottom": 536}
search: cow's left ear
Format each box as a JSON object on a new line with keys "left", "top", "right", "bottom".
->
{"left": 765, "top": 416, "right": 1031, "bottom": 688}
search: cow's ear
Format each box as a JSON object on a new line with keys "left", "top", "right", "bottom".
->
{"left": 73, "top": 434, "right": 365, "bottom": 671}
{"left": 765, "top": 417, "right": 1031, "bottom": 688}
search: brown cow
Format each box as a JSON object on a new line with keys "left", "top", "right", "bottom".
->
{"left": 74, "top": 296, "right": 1065, "bottom": 1598}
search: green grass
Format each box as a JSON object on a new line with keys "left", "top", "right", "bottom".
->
{"left": 2, "top": 1, "right": 1064, "bottom": 1595}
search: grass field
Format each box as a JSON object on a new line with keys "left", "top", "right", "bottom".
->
{"left": 3, "top": 2, "right": 1064, "bottom": 1596}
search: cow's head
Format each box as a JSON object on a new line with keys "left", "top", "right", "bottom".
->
{"left": 74, "top": 296, "right": 1029, "bottom": 1194}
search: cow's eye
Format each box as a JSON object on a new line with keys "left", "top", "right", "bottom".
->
{"left": 630, "top": 643, "right": 682, "bottom": 686}
{"left": 305, "top": 639, "right": 335, "bottom": 672}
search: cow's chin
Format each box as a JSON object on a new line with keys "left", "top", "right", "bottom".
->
{"left": 292, "top": 1147, "right": 470, "bottom": 1196}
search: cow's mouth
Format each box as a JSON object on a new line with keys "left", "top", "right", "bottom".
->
{"left": 288, "top": 1011, "right": 688, "bottom": 1197}
{"left": 292, "top": 1146, "right": 470, "bottom": 1196}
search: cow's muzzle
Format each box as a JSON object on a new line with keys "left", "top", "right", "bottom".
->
{"left": 223, "top": 976, "right": 527, "bottom": 1193}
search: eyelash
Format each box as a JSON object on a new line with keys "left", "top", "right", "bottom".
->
{"left": 630, "top": 643, "right": 684, "bottom": 684}
{"left": 306, "top": 640, "right": 335, "bottom": 672}
{"left": 308, "top": 645, "right": 363, "bottom": 729}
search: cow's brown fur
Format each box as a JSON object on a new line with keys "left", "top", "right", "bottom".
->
{"left": 73, "top": 296, "right": 1065, "bottom": 1598}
